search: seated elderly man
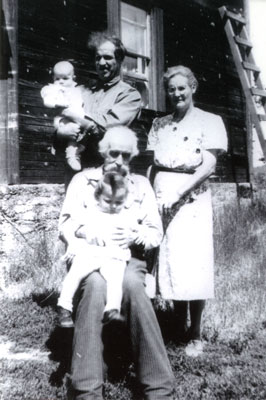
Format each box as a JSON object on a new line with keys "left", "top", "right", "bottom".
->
{"left": 59, "top": 126, "right": 174, "bottom": 400}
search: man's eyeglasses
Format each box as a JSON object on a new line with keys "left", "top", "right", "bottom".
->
{"left": 109, "top": 150, "right": 131, "bottom": 162}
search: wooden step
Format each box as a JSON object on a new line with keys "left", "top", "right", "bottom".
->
{"left": 243, "top": 62, "right": 260, "bottom": 73}
{"left": 251, "top": 88, "right": 266, "bottom": 98}
{"left": 234, "top": 36, "right": 252, "bottom": 48}
{"left": 225, "top": 9, "right": 246, "bottom": 25}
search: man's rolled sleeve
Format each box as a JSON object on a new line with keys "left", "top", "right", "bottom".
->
{"left": 58, "top": 172, "right": 89, "bottom": 243}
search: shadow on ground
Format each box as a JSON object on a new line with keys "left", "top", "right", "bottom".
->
{"left": 154, "top": 301, "right": 189, "bottom": 345}
{"left": 46, "top": 326, "right": 73, "bottom": 387}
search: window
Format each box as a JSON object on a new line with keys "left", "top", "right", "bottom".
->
{"left": 121, "top": 2, "right": 150, "bottom": 107}
{"left": 107, "top": 0, "right": 165, "bottom": 111}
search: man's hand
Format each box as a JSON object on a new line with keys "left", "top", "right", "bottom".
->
{"left": 57, "top": 121, "right": 81, "bottom": 141}
{"left": 62, "top": 108, "right": 97, "bottom": 133}
{"left": 61, "top": 245, "right": 76, "bottom": 263}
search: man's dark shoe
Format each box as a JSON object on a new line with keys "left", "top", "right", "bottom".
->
{"left": 102, "top": 309, "right": 125, "bottom": 325}
{"left": 57, "top": 306, "right": 74, "bottom": 328}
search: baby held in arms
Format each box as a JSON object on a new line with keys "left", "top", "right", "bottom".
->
{"left": 41, "top": 61, "right": 86, "bottom": 171}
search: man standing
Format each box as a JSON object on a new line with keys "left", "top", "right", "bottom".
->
{"left": 55, "top": 33, "right": 141, "bottom": 176}
{"left": 59, "top": 127, "right": 174, "bottom": 400}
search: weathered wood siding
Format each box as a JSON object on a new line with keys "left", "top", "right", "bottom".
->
{"left": 18, "top": 0, "right": 107, "bottom": 183}
{"left": 18, "top": 0, "right": 247, "bottom": 183}
{"left": 0, "top": 1, "right": 19, "bottom": 184}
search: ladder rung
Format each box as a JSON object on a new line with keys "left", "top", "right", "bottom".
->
{"left": 243, "top": 62, "right": 260, "bottom": 73}
{"left": 220, "top": 5, "right": 266, "bottom": 162}
{"left": 225, "top": 10, "right": 246, "bottom": 25}
{"left": 251, "top": 88, "right": 266, "bottom": 97}
{"left": 234, "top": 36, "right": 252, "bottom": 48}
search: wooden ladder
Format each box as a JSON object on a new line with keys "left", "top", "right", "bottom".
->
{"left": 219, "top": 5, "right": 266, "bottom": 162}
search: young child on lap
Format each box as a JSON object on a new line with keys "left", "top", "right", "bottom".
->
{"left": 57, "top": 172, "right": 141, "bottom": 328}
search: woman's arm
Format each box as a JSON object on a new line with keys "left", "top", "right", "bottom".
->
{"left": 178, "top": 149, "right": 217, "bottom": 195}
{"left": 161, "top": 149, "right": 217, "bottom": 212}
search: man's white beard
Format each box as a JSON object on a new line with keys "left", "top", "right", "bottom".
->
{"left": 103, "top": 163, "right": 129, "bottom": 177}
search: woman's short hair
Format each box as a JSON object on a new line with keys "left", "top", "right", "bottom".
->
{"left": 163, "top": 65, "right": 198, "bottom": 91}
{"left": 94, "top": 171, "right": 128, "bottom": 200}
{"left": 88, "top": 32, "right": 126, "bottom": 63}
{"left": 98, "top": 126, "right": 139, "bottom": 158}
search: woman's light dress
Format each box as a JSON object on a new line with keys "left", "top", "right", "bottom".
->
{"left": 147, "top": 107, "right": 227, "bottom": 300}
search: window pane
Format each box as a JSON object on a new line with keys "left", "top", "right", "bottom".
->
{"left": 121, "top": 20, "right": 146, "bottom": 54}
{"left": 122, "top": 55, "right": 148, "bottom": 76}
{"left": 123, "top": 55, "right": 138, "bottom": 74}
{"left": 121, "top": 2, "right": 146, "bottom": 26}
{"left": 121, "top": 2, "right": 151, "bottom": 109}
{"left": 121, "top": 2, "right": 148, "bottom": 56}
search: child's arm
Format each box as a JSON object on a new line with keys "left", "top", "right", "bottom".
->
{"left": 75, "top": 224, "right": 106, "bottom": 246}
{"left": 41, "top": 84, "right": 69, "bottom": 108}
{"left": 41, "top": 87, "right": 57, "bottom": 108}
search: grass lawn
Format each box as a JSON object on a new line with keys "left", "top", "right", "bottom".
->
{"left": 1, "top": 295, "right": 266, "bottom": 400}
{"left": 1, "top": 195, "right": 266, "bottom": 399}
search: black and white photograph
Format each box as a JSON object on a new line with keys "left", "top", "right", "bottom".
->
{"left": 1, "top": 0, "right": 266, "bottom": 399}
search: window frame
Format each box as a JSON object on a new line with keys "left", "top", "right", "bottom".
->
{"left": 107, "top": 0, "right": 165, "bottom": 111}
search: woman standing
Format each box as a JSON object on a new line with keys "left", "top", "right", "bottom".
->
{"left": 147, "top": 66, "right": 227, "bottom": 356}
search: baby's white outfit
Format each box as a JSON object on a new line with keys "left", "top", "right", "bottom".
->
{"left": 40, "top": 82, "right": 84, "bottom": 118}
{"left": 41, "top": 82, "right": 85, "bottom": 170}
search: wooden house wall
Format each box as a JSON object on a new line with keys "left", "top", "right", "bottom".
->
{"left": 18, "top": 0, "right": 248, "bottom": 183}
{"left": 18, "top": 0, "right": 107, "bottom": 183}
